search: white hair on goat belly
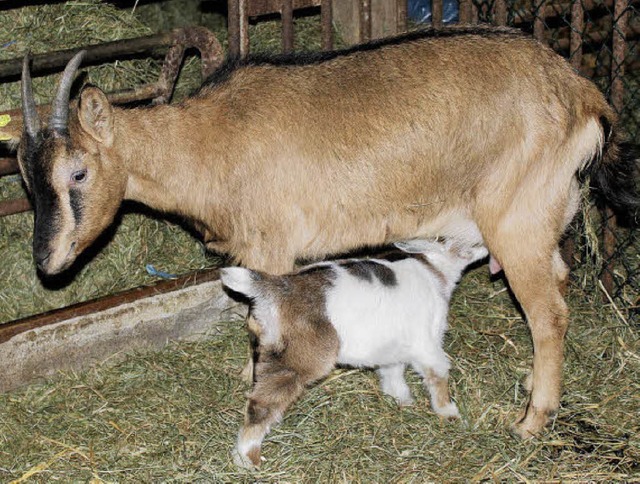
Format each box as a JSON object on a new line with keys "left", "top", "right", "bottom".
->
{"left": 220, "top": 238, "right": 488, "bottom": 469}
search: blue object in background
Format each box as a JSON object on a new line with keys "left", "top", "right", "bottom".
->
{"left": 146, "top": 264, "right": 177, "bottom": 280}
{"left": 408, "top": 0, "right": 459, "bottom": 24}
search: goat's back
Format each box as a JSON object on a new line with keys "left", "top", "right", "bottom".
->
{"left": 182, "top": 27, "right": 614, "bottom": 262}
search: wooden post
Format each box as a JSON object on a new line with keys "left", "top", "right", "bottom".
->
{"left": 332, "top": 0, "right": 400, "bottom": 45}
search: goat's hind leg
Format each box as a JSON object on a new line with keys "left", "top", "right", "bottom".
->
{"left": 490, "top": 241, "right": 569, "bottom": 438}
{"left": 412, "top": 361, "right": 459, "bottom": 418}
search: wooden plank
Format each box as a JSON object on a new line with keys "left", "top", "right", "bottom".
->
{"left": 372, "top": 0, "right": 399, "bottom": 39}
{"left": 332, "top": 0, "right": 360, "bottom": 45}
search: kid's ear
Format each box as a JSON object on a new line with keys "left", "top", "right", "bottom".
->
{"left": 220, "top": 267, "right": 261, "bottom": 299}
{"left": 467, "top": 245, "right": 489, "bottom": 262}
{"left": 394, "top": 239, "right": 441, "bottom": 254}
{"left": 78, "top": 86, "right": 113, "bottom": 146}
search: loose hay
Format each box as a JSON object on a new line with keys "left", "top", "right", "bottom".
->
{"left": 0, "top": 268, "right": 638, "bottom": 481}
{"left": 0, "top": 2, "right": 637, "bottom": 481}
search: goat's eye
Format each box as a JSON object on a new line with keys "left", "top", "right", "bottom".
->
{"left": 72, "top": 169, "right": 87, "bottom": 183}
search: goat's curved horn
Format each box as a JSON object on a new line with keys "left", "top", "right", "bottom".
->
{"left": 49, "top": 50, "right": 86, "bottom": 133}
{"left": 21, "top": 52, "right": 40, "bottom": 138}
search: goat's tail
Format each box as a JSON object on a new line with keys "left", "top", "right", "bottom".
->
{"left": 588, "top": 115, "right": 640, "bottom": 225}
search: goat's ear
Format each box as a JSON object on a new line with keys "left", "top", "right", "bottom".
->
{"left": 394, "top": 239, "right": 442, "bottom": 254}
{"left": 0, "top": 113, "right": 22, "bottom": 146}
{"left": 78, "top": 86, "right": 113, "bottom": 146}
{"left": 220, "top": 267, "right": 261, "bottom": 299}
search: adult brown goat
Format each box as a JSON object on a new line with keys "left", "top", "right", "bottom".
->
{"left": 3, "top": 26, "right": 638, "bottom": 439}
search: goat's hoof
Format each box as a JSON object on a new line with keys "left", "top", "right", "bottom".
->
{"left": 395, "top": 395, "right": 415, "bottom": 407}
{"left": 511, "top": 405, "right": 551, "bottom": 439}
{"left": 232, "top": 448, "right": 259, "bottom": 470}
{"left": 435, "top": 402, "right": 460, "bottom": 420}
{"left": 240, "top": 359, "right": 254, "bottom": 384}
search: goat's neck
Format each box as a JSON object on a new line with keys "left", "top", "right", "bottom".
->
{"left": 112, "top": 104, "right": 225, "bottom": 225}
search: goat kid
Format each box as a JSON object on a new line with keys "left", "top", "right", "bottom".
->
{"left": 220, "top": 239, "right": 488, "bottom": 469}
{"left": 4, "top": 26, "right": 640, "bottom": 438}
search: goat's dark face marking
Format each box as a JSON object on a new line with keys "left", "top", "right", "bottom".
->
{"left": 18, "top": 52, "right": 124, "bottom": 275}
{"left": 18, "top": 130, "right": 94, "bottom": 273}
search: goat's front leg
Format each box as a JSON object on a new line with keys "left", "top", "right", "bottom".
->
{"left": 412, "top": 361, "right": 459, "bottom": 418}
{"left": 234, "top": 364, "right": 307, "bottom": 469}
{"left": 377, "top": 364, "right": 414, "bottom": 406}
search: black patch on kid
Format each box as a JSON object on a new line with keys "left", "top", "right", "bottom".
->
{"left": 342, "top": 260, "right": 397, "bottom": 287}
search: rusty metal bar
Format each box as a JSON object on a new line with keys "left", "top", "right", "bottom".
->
{"left": 570, "top": 0, "right": 584, "bottom": 70}
{"left": 432, "top": 0, "right": 444, "bottom": 28}
{"left": 0, "top": 157, "right": 17, "bottom": 176}
{"left": 0, "top": 27, "right": 224, "bottom": 218}
{"left": 459, "top": 0, "right": 472, "bottom": 23}
{"left": 397, "top": 0, "right": 408, "bottom": 33}
{"left": 228, "top": 0, "right": 241, "bottom": 57}
{"left": 534, "top": 0, "right": 547, "bottom": 41}
{"left": 0, "top": 268, "right": 220, "bottom": 345}
{"left": 228, "top": 0, "right": 249, "bottom": 58}
{"left": 0, "top": 198, "right": 30, "bottom": 217}
{"left": 360, "top": 0, "right": 372, "bottom": 43}
{"left": 601, "top": 0, "right": 629, "bottom": 296}
{"left": 471, "top": 1, "right": 480, "bottom": 24}
{"left": 282, "top": 0, "right": 295, "bottom": 53}
{"left": 240, "top": 0, "right": 250, "bottom": 57}
{"left": 321, "top": 0, "right": 333, "bottom": 50}
{"left": 0, "top": 32, "right": 175, "bottom": 80}
{"left": 611, "top": 0, "right": 628, "bottom": 112}
{"left": 494, "top": 0, "right": 508, "bottom": 25}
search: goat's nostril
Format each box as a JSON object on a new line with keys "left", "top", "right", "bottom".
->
{"left": 35, "top": 250, "right": 52, "bottom": 271}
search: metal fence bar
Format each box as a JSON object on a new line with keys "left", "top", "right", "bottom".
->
{"left": 0, "top": 198, "right": 30, "bottom": 217}
{"left": 282, "top": 0, "right": 295, "bottom": 53}
{"left": 459, "top": 0, "right": 472, "bottom": 23}
{"left": 494, "top": 0, "right": 508, "bottom": 25}
{"left": 240, "top": 0, "right": 250, "bottom": 57}
{"left": 228, "top": 0, "right": 241, "bottom": 57}
{"left": 471, "top": 1, "right": 480, "bottom": 24}
{"left": 397, "top": 0, "right": 408, "bottom": 32}
{"left": 570, "top": 0, "right": 584, "bottom": 69}
{"left": 321, "top": 0, "right": 333, "bottom": 50}
{"left": 360, "top": 0, "right": 372, "bottom": 42}
{"left": 432, "top": 0, "right": 444, "bottom": 27}
{"left": 611, "top": 0, "right": 628, "bottom": 112}
{"left": 601, "top": 0, "right": 629, "bottom": 295}
{"left": 0, "top": 33, "right": 175, "bottom": 80}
